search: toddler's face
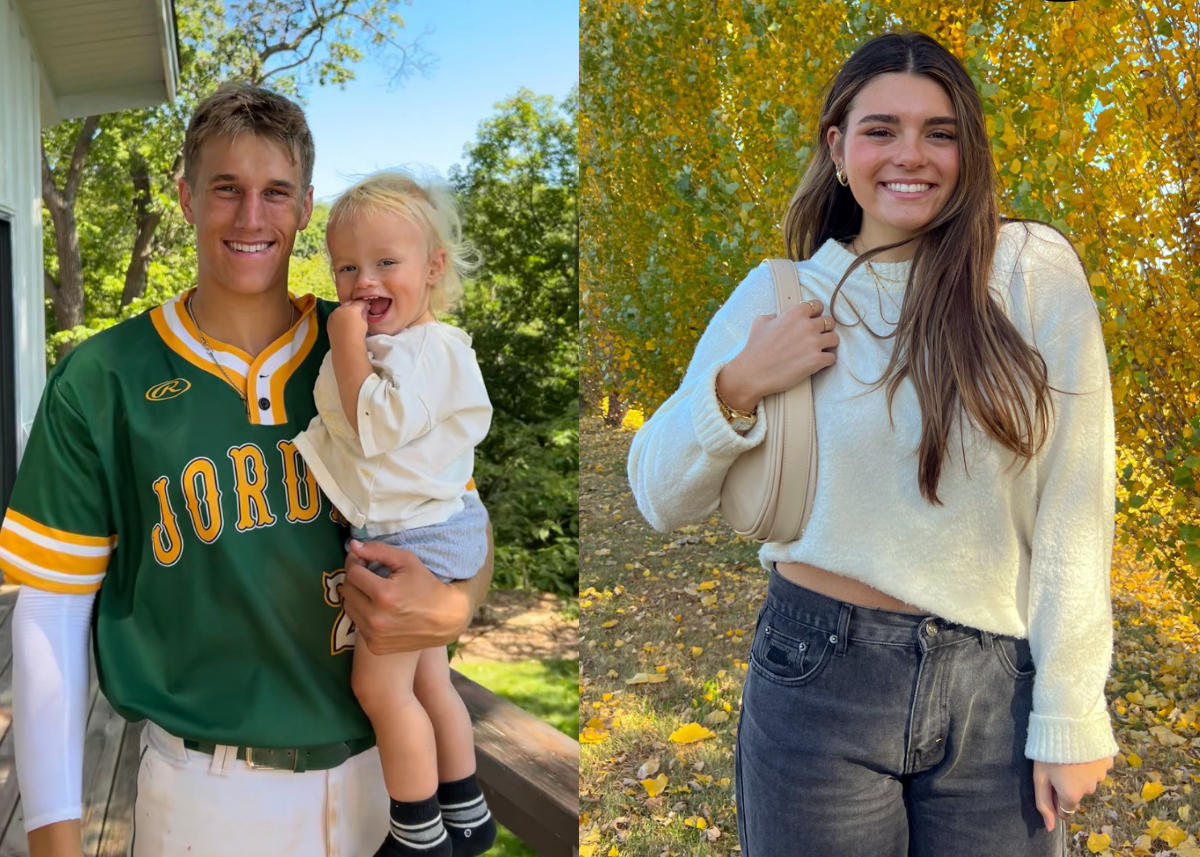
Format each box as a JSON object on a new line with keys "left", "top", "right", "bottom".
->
{"left": 326, "top": 209, "right": 444, "bottom": 335}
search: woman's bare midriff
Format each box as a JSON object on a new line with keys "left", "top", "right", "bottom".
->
{"left": 774, "top": 561, "right": 925, "bottom": 614}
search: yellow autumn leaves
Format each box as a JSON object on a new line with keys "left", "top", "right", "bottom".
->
{"left": 1085, "top": 817, "right": 1198, "bottom": 855}
{"left": 582, "top": 0, "right": 1200, "bottom": 600}
{"left": 633, "top": 723, "right": 718, "bottom": 796}
{"left": 639, "top": 772, "right": 668, "bottom": 797}
{"left": 1142, "top": 781, "right": 1165, "bottom": 802}
{"left": 668, "top": 722, "right": 716, "bottom": 744}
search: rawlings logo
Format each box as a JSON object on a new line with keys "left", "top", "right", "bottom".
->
{"left": 145, "top": 379, "right": 192, "bottom": 401}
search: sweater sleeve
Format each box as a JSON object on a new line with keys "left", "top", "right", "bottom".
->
{"left": 1022, "top": 258, "right": 1120, "bottom": 763}
{"left": 627, "top": 262, "right": 779, "bottom": 532}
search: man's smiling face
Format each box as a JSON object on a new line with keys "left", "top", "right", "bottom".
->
{"left": 179, "top": 134, "right": 313, "bottom": 299}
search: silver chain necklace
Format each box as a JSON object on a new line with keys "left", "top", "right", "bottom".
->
{"left": 185, "top": 294, "right": 296, "bottom": 415}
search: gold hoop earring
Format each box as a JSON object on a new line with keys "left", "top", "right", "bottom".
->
{"left": 836, "top": 166, "right": 849, "bottom": 187}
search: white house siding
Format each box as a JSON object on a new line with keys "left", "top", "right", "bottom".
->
{"left": 0, "top": 0, "right": 46, "bottom": 459}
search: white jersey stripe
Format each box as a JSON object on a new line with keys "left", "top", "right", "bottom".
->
{"left": 3, "top": 517, "right": 113, "bottom": 558}
{"left": 249, "top": 313, "right": 312, "bottom": 424}
{"left": 162, "top": 299, "right": 251, "bottom": 376}
{"left": 0, "top": 546, "right": 106, "bottom": 587}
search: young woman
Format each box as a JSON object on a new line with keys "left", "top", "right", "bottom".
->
{"left": 628, "top": 32, "right": 1117, "bottom": 857}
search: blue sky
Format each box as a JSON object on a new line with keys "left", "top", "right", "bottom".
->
{"left": 304, "top": 0, "right": 578, "bottom": 203}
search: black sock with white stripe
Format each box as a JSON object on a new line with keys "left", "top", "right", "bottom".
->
{"left": 438, "top": 775, "right": 496, "bottom": 857}
{"left": 373, "top": 794, "right": 451, "bottom": 857}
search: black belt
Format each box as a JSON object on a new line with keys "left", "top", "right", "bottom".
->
{"left": 182, "top": 734, "right": 376, "bottom": 772}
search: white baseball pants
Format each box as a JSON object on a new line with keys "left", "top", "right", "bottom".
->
{"left": 130, "top": 721, "right": 389, "bottom": 857}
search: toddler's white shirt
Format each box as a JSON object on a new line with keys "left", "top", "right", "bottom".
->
{"left": 294, "top": 322, "right": 491, "bottom": 535}
{"left": 628, "top": 222, "right": 1118, "bottom": 763}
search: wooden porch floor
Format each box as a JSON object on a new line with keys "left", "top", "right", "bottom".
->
{"left": 0, "top": 585, "right": 141, "bottom": 857}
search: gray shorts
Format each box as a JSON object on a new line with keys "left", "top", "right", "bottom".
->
{"left": 350, "top": 493, "right": 488, "bottom": 583}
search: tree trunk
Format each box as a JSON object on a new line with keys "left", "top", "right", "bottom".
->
{"left": 604, "top": 390, "right": 626, "bottom": 426}
{"left": 121, "top": 153, "right": 174, "bottom": 306}
{"left": 41, "top": 115, "right": 100, "bottom": 358}
{"left": 45, "top": 200, "right": 86, "bottom": 333}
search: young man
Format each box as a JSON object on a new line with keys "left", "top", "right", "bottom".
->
{"left": 3, "top": 84, "right": 492, "bottom": 857}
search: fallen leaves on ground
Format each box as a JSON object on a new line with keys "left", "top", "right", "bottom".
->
{"left": 668, "top": 723, "right": 716, "bottom": 744}
{"left": 579, "top": 417, "right": 1200, "bottom": 857}
{"left": 641, "top": 773, "right": 668, "bottom": 797}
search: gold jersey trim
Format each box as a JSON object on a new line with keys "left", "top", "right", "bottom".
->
{"left": 149, "top": 291, "right": 319, "bottom": 426}
{"left": 0, "top": 509, "right": 114, "bottom": 593}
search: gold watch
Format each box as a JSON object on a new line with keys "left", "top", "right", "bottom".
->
{"left": 716, "top": 386, "right": 758, "bottom": 433}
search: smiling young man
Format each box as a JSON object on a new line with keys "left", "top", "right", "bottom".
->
{"left": 4, "top": 83, "right": 493, "bottom": 857}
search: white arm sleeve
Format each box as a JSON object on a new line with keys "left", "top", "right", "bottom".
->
{"left": 13, "top": 585, "right": 94, "bottom": 831}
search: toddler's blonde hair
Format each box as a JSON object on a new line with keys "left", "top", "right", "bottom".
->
{"left": 327, "top": 170, "right": 479, "bottom": 313}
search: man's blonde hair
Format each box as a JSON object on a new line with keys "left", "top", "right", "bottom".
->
{"left": 183, "top": 83, "right": 315, "bottom": 189}
{"left": 327, "top": 170, "right": 479, "bottom": 312}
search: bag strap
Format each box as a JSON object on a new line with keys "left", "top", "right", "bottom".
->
{"left": 765, "top": 259, "right": 804, "bottom": 313}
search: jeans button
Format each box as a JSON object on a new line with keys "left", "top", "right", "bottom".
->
{"left": 925, "top": 622, "right": 938, "bottom": 637}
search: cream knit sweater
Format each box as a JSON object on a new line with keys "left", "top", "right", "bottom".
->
{"left": 628, "top": 221, "right": 1118, "bottom": 764}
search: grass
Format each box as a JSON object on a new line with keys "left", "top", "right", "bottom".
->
{"left": 454, "top": 656, "right": 580, "bottom": 857}
{"left": 579, "top": 414, "right": 1200, "bottom": 857}
{"left": 456, "top": 657, "right": 579, "bottom": 738}
{"left": 579, "top": 416, "right": 757, "bottom": 857}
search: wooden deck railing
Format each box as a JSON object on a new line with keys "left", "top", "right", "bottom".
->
{"left": 0, "top": 586, "right": 580, "bottom": 857}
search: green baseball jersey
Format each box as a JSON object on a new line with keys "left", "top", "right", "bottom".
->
{"left": 0, "top": 290, "right": 371, "bottom": 747}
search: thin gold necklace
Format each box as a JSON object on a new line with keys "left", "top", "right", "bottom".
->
{"left": 185, "top": 294, "right": 296, "bottom": 414}
{"left": 852, "top": 237, "right": 888, "bottom": 287}
{"left": 852, "top": 238, "right": 905, "bottom": 321}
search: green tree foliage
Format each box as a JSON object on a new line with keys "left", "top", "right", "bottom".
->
{"left": 451, "top": 89, "right": 580, "bottom": 596}
{"left": 288, "top": 202, "right": 338, "bottom": 302}
{"left": 580, "top": 0, "right": 1200, "bottom": 604}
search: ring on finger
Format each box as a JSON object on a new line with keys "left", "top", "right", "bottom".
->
{"left": 1057, "top": 803, "right": 1079, "bottom": 815}
{"left": 802, "top": 300, "right": 816, "bottom": 315}
{"left": 822, "top": 316, "right": 832, "bottom": 333}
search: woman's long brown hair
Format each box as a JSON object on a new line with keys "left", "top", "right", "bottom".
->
{"left": 782, "top": 32, "right": 1052, "bottom": 504}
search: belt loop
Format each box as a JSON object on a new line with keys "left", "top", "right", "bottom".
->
{"left": 834, "top": 604, "right": 852, "bottom": 657}
{"left": 148, "top": 721, "right": 188, "bottom": 762}
{"left": 979, "top": 630, "right": 993, "bottom": 650}
{"left": 210, "top": 744, "right": 234, "bottom": 776}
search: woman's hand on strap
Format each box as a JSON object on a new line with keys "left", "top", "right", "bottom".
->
{"left": 717, "top": 298, "right": 838, "bottom": 412}
{"left": 1032, "top": 757, "right": 1113, "bottom": 831}
{"left": 341, "top": 527, "right": 493, "bottom": 655}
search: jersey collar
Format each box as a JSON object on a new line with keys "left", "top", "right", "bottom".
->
{"left": 150, "top": 290, "right": 319, "bottom": 426}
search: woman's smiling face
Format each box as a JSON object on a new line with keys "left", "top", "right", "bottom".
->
{"left": 827, "top": 72, "right": 960, "bottom": 252}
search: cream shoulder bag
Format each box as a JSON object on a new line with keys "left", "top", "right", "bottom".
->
{"left": 718, "top": 259, "right": 818, "bottom": 543}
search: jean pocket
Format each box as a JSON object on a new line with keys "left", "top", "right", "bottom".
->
{"left": 749, "top": 606, "right": 834, "bottom": 686}
{"left": 993, "top": 635, "right": 1036, "bottom": 679}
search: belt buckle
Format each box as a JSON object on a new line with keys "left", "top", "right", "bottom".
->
{"left": 245, "top": 746, "right": 298, "bottom": 772}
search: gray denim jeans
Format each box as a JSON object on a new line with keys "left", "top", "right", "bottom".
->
{"left": 735, "top": 569, "right": 1066, "bottom": 857}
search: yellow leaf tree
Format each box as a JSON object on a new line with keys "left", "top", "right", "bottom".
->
{"left": 580, "top": 0, "right": 1200, "bottom": 603}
